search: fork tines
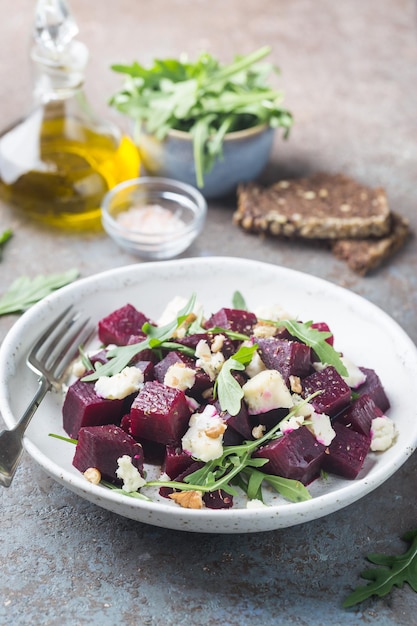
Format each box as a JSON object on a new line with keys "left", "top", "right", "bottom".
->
{"left": 30, "top": 306, "right": 94, "bottom": 382}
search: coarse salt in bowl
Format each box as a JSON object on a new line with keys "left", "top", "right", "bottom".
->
{"left": 101, "top": 177, "right": 207, "bottom": 260}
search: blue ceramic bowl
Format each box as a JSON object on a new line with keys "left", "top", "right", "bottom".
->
{"left": 134, "top": 124, "right": 274, "bottom": 199}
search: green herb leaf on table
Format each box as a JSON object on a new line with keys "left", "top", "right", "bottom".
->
{"left": 0, "top": 229, "right": 12, "bottom": 260}
{"left": 343, "top": 529, "right": 417, "bottom": 608}
{"left": 109, "top": 46, "right": 293, "bottom": 188}
{"left": 0, "top": 269, "right": 79, "bottom": 316}
{"left": 0, "top": 229, "right": 12, "bottom": 244}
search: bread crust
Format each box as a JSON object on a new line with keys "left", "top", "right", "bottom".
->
{"left": 331, "top": 212, "right": 410, "bottom": 275}
{"left": 234, "top": 173, "right": 391, "bottom": 239}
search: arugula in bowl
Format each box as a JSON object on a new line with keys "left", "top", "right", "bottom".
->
{"left": 109, "top": 46, "right": 293, "bottom": 188}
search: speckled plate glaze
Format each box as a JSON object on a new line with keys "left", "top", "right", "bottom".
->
{"left": 1, "top": 257, "right": 417, "bottom": 533}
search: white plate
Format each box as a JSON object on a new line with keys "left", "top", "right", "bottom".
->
{"left": 1, "top": 257, "right": 417, "bottom": 533}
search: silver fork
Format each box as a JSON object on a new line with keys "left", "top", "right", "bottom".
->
{"left": 0, "top": 306, "right": 93, "bottom": 487}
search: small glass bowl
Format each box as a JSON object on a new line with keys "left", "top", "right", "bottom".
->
{"left": 101, "top": 177, "right": 207, "bottom": 260}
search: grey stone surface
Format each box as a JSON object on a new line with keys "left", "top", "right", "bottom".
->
{"left": 1, "top": 0, "right": 417, "bottom": 624}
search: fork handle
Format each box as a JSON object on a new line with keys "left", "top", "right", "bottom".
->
{"left": 0, "top": 376, "right": 51, "bottom": 487}
{"left": 13, "top": 376, "right": 51, "bottom": 436}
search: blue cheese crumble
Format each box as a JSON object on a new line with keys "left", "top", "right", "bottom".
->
{"left": 116, "top": 455, "right": 146, "bottom": 492}
{"left": 182, "top": 405, "right": 226, "bottom": 462}
{"left": 94, "top": 366, "right": 144, "bottom": 400}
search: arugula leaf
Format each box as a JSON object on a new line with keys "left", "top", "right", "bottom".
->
{"left": 0, "top": 269, "right": 79, "bottom": 316}
{"left": 261, "top": 472, "right": 311, "bottom": 502}
{"left": 101, "top": 480, "right": 152, "bottom": 501}
{"left": 82, "top": 294, "right": 197, "bottom": 381}
{"left": 343, "top": 529, "right": 417, "bottom": 607}
{"left": 109, "top": 46, "right": 293, "bottom": 188}
{"left": 244, "top": 466, "right": 266, "bottom": 500}
{"left": 242, "top": 467, "right": 311, "bottom": 503}
{"left": 279, "top": 319, "right": 348, "bottom": 377}
{"left": 214, "top": 343, "right": 258, "bottom": 415}
{"left": 206, "top": 326, "right": 251, "bottom": 342}
{"left": 215, "top": 358, "right": 246, "bottom": 416}
{"left": 48, "top": 433, "right": 77, "bottom": 445}
{"left": 232, "top": 290, "right": 247, "bottom": 311}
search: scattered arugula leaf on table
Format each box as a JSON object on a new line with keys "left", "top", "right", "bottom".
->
{"left": 109, "top": 46, "right": 293, "bottom": 188}
{"left": 343, "top": 529, "right": 417, "bottom": 607}
{"left": 0, "top": 229, "right": 12, "bottom": 260}
{"left": 0, "top": 268, "right": 79, "bottom": 316}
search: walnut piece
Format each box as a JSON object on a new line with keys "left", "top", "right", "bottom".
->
{"left": 173, "top": 312, "right": 197, "bottom": 338}
{"left": 289, "top": 375, "right": 302, "bottom": 394}
{"left": 252, "top": 424, "right": 266, "bottom": 439}
{"left": 253, "top": 321, "right": 278, "bottom": 339}
{"left": 169, "top": 490, "right": 204, "bottom": 509}
{"left": 84, "top": 467, "right": 101, "bottom": 485}
{"left": 205, "top": 423, "right": 227, "bottom": 439}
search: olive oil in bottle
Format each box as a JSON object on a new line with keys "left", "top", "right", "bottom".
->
{"left": 0, "top": 0, "right": 139, "bottom": 231}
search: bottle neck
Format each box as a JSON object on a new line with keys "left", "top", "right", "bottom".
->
{"left": 30, "top": 39, "right": 88, "bottom": 103}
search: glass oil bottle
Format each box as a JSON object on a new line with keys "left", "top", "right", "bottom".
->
{"left": 0, "top": 0, "right": 140, "bottom": 231}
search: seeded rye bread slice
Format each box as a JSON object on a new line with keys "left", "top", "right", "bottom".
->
{"left": 331, "top": 212, "right": 410, "bottom": 275}
{"left": 233, "top": 173, "right": 391, "bottom": 239}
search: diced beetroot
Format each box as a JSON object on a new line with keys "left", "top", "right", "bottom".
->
{"left": 176, "top": 332, "right": 237, "bottom": 359}
{"left": 98, "top": 304, "right": 151, "bottom": 346}
{"left": 257, "top": 337, "right": 311, "bottom": 383}
{"left": 222, "top": 425, "right": 246, "bottom": 446}
{"left": 301, "top": 366, "right": 351, "bottom": 416}
{"left": 321, "top": 422, "right": 371, "bottom": 479}
{"left": 250, "top": 407, "right": 289, "bottom": 433}
{"left": 129, "top": 381, "right": 191, "bottom": 445}
{"left": 175, "top": 333, "right": 209, "bottom": 349}
{"left": 205, "top": 308, "right": 257, "bottom": 335}
{"left": 137, "top": 438, "right": 166, "bottom": 465}
{"left": 154, "top": 352, "right": 194, "bottom": 382}
{"left": 154, "top": 351, "right": 212, "bottom": 399}
{"left": 163, "top": 445, "right": 194, "bottom": 479}
{"left": 121, "top": 413, "right": 166, "bottom": 463}
{"left": 135, "top": 360, "right": 155, "bottom": 381}
{"left": 203, "top": 489, "right": 234, "bottom": 509}
{"left": 358, "top": 368, "right": 390, "bottom": 413}
{"left": 89, "top": 348, "right": 109, "bottom": 366}
{"left": 175, "top": 333, "right": 239, "bottom": 358}
{"left": 335, "top": 393, "right": 383, "bottom": 436}
{"left": 311, "top": 322, "right": 334, "bottom": 345}
{"left": 72, "top": 424, "right": 144, "bottom": 484}
{"left": 120, "top": 412, "right": 132, "bottom": 432}
{"left": 63, "top": 379, "right": 125, "bottom": 439}
{"left": 253, "top": 426, "right": 326, "bottom": 485}
{"left": 159, "top": 461, "right": 203, "bottom": 498}
{"left": 214, "top": 399, "right": 253, "bottom": 440}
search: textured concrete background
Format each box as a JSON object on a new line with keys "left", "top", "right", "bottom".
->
{"left": 1, "top": 0, "right": 417, "bottom": 624}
